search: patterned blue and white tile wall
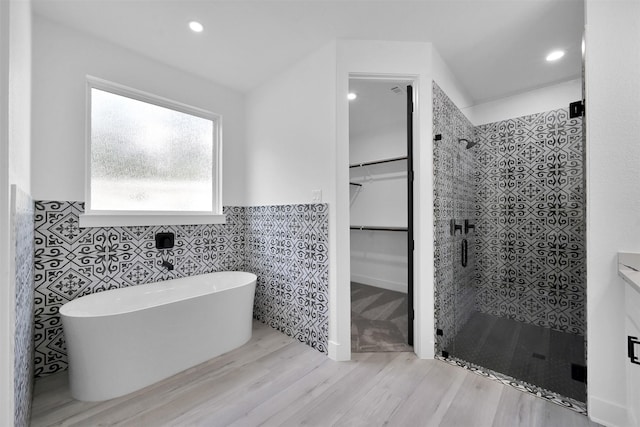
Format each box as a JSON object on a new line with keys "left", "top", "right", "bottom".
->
{"left": 33, "top": 202, "right": 329, "bottom": 376}
{"left": 474, "top": 109, "right": 585, "bottom": 334}
{"left": 12, "top": 185, "right": 35, "bottom": 427}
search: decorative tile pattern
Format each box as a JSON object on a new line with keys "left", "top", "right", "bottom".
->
{"left": 432, "top": 83, "right": 477, "bottom": 350}
{"left": 474, "top": 109, "right": 585, "bottom": 334}
{"left": 33, "top": 202, "right": 247, "bottom": 376}
{"left": 33, "top": 201, "right": 330, "bottom": 377}
{"left": 12, "top": 186, "right": 35, "bottom": 427}
{"left": 246, "top": 204, "right": 329, "bottom": 353}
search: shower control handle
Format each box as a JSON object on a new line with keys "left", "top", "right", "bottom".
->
{"left": 461, "top": 239, "right": 468, "bottom": 268}
{"left": 464, "top": 219, "right": 475, "bottom": 234}
{"left": 450, "top": 219, "right": 463, "bottom": 236}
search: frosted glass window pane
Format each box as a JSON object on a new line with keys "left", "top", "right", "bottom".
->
{"left": 90, "top": 88, "right": 214, "bottom": 212}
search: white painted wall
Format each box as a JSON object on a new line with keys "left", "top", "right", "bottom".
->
{"left": 463, "top": 79, "right": 582, "bottom": 126}
{"left": 349, "top": 127, "right": 405, "bottom": 164}
{"left": 1, "top": 0, "right": 32, "bottom": 424}
{"left": 350, "top": 230, "right": 408, "bottom": 293}
{"left": 335, "top": 40, "right": 473, "bottom": 361}
{"left": 244, "top": 42, "right": 336, "bottom": 206}
{"left": 585, "top": 2, "right": 640, "bottom": 426}
{"left": 0, "top": 1, "right": 11, "bottom": 422}
{"left": 31, "top": 16, "right": 246, "bottom": 205}
{"left": 244, "top": 41, "right": 340, "bottom": 360}
{"left": 431, "top": 47, "right": 474, "bottom": 112}
{"left": 349, "top": 163, "right": 406, "bottom": 228}
{"left": 8, "top": 1, "right": 31, "bottom": 194}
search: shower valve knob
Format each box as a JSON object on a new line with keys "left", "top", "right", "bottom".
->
{"left": 464, "top": 219, "right": 475, "bottom": 234}
{"left": 450, "top": 219, "right": 463, "bottom": 236}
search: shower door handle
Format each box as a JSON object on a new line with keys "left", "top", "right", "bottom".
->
{"left": 461, "top": 239, "right": 468, "bottom": 268}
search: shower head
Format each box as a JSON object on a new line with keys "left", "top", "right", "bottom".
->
{"left": 459, "top": 138, "right": 478, "bottom": 149}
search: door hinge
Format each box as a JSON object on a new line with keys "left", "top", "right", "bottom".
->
{"left": 569, "top": 100, "right": 585, "bottom": 118}
{"left": 571, "top": 363, "right": 587, "bottom": 383}
{"left": 628, "top": 336, "right": 640, "bottom": 365}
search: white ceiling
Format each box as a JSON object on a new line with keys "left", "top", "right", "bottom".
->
{"left": 349, "top": 79, "right": 409, "bottom": 137}
{"left": 32, "top": 0, "right": 584, "bottom": 105}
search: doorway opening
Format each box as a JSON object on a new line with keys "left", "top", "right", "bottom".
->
{"left": 348, "top": 78, "right": 414, "bottom": 352}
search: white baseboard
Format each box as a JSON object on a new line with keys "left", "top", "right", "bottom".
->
{"left": 328, "top": 340, "right": 350, "bottom": 361}
{"left": 351, "top": 274, "right": 407, "bottom": 294}
{"left": 588, "top": 396, "right": 629, "bottom": 427}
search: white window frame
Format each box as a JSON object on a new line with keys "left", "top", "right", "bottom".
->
{"left": 79, "top": 76, "right": 225, "bottom": 227}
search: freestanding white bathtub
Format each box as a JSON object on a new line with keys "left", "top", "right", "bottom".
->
{"left": 60, "top": 271, "right": 257, "bottom": 402}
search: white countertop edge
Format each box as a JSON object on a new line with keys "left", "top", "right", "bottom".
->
{"left": 618, "top": 252, "right": 640, "bottom": 293}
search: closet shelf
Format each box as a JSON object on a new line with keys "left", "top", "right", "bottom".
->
{"left": 350, "top": 225, "right": 408, "bottom": 232}
{"left": 349, "top": 156, "right": 407, "bottom": 169}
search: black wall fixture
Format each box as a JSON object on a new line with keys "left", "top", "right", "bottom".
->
{"left": 450, "top": 219, "right": 463, "bottom": 236}
{"left": 569, "top": 99, "right": 585, "bottom": 118}
{"left": 155, "top": 232, "right": 175, "bottom": 250}
{"left": 464, "top": 219, "right": 475, "bottom": 234}
{"left": 571, "top": 363, "right": 587, "bottom": 383}
{"left": 629, "top": 336, "right": 640, "bottom": 365}
{"left": 461, "top": 239, "right": 468, "bottom": 267}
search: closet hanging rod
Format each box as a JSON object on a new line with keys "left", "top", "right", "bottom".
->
{"left": 349, "top": 182, "right": 363, "bottom": 187}
{"left": 350, "top": 226, "right": 408, "bottom": 232}
{"left": 349, "top": 156, "right": 407, "bottom": 168}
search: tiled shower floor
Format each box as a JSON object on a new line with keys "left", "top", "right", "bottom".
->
{"left": 448, "top": 311, "right": 586, "bottom": 403}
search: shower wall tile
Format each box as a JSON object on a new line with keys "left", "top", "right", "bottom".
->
{"left": 245, "top": 204, "right": 329, "bottom": 353}
{"left": 33, "top": 202, "right": 246, "bottom": 377}
{"left": 433, "top": 83, "right": 477, "bottom": 350}
{"left": 474, "top": 109, "right": 585, "bottom": 335}
{"left": 33, "top": 201, "right": 330, "bottom": 377}
{"left": 433, "top": 83, "right": 586, "bottom": 347}
{"left": 12, "top": 186, "right": 35, "bottom": 427}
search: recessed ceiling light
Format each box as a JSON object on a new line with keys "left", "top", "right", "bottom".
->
{"left": 347, "top": 92, "right": 357, "bottom": 101}
{"left": 189, "top": 21, "right": 204, "bottom": 33}
{"left": 546, "top": 50, "right": 565, "bottom": 62}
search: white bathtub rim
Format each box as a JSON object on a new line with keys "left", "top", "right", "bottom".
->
{"left": 60, "top": 271, "right": 257, "bottom": 318}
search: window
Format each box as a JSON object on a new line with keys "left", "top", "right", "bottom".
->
{"left": 80, "top": 77, "right": 224, "bottom": 227}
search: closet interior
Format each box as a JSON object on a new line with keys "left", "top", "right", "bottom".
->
{"left": 349, "top": 78, "right": 413, "bottom": 353}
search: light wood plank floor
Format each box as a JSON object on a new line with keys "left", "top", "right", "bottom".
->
{"left": 31, "top": 321, "right": 601, "bottom": 427}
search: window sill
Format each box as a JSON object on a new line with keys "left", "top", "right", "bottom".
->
{"left": 78, "top": 213, "right": 227, "bottom": 228}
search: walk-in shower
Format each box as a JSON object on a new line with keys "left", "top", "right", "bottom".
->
{"left": 433, "top": 82, "right": 587, "bottom": 412}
